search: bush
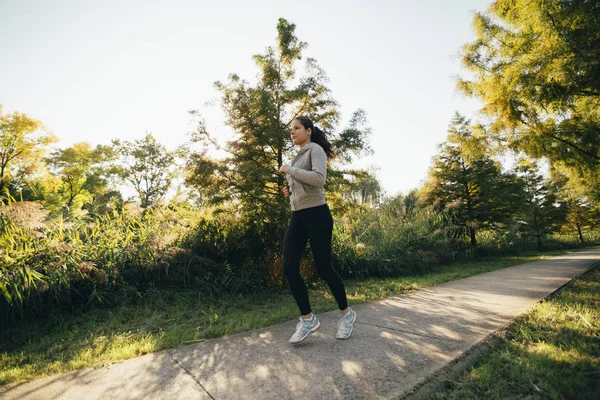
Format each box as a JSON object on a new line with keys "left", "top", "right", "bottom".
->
{"left": 2, "top": 198, "right": 598, "bottom": 329}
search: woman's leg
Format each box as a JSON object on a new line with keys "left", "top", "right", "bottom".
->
{"left": 282, "top": 212, "right": 312, "bottom": 316}
{"left": 307, "top": 205, "right": 348, "bottom": 311}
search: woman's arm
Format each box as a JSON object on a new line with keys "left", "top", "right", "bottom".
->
{"left": 287, "top": 146, "right": 327, "bottom": 187}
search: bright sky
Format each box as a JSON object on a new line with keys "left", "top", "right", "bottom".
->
{"left": 1, "top": 0, "right": 489, "bottom": 197}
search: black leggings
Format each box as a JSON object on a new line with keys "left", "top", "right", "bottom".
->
{"left": 283, "top": 204, "right": 348, "bottom": 315}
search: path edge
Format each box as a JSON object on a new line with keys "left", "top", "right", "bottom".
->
{"left": 398, "top": 259, "right": 599, "bottom": 400}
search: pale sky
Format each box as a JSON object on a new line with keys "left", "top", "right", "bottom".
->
{"left": 1, "top": 0, "right": 489, "bottom": 197}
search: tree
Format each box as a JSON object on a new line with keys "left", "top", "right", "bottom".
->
{"left": 458, "top": 0, "right": 600, "bottom": 182}
{"left": 0, "top": 106, "right": 58, "bottom": 196}
{"left": 350, "top": 170, "right": 382, "bottom": 206}
{"left": 47, "top": 142, "right": 118, "bottom": 213}
{"left": 423, "top": 113, "right": 522, "bottom": 249}
{"left": 10, "top": 168, "right": 62, "bottom": 203}
{"left": 379, "top": 189, "right": 422, "bottom": 225}
{"left": 563, "top": 197, "right": 598, "bottom": 245}
{"left": 114, "top": 134, "right": 175, "bottom": 209}
{"left": 184, "top": 18, "right": 372, "bottom": 226}
{"left": 549, "top": 167, "right": 600, "bottom": 244}
{"left": 513, "top": 158, "right": 565, "bottom": 251}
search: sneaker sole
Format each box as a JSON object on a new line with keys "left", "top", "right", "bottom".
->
{"left": 290, "top": 320, "right": 321, "bottom": 345}
{"left": 336, "top": 311, "right": 357, "bottom": 340}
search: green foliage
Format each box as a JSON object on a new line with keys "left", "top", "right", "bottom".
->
{"left": 0, "top": 105, "right": 58, "bottom": 196}
{"left": 184, "top": 20, "right": 371, "bottom": 219}
{"left": 513, "top": 158, "right": 566, "bottom": 250}
{"left": 0, "top": 206, "right": 196, "bottom": 326}
{"left": 329, "top": 168, "right": 382, "bottom": 212}
{"left": 183, "top": 18, "right": 375, "bottom": 280}
{"left": 0, "top": 202, "right": 287, "bottom": 327}
{"left": 423, "top": 113, "right": 522, "bottom": 248}
{"left": 330, "top": 194, "right": 469, "bottom": 279}
{"left": 550, "top": 167, "right": 600, "bottom": 244}
{"left": 46, "top": 142, "right": 119, "bottom": 217}
{"left": 185, "top": 19, "right": 338, "bottom": 218}
{"left": 458, "top": 0, "right": 600, "bottom": 184}
{"left": 114, "top": 134, "right": 175, "bottom": 209}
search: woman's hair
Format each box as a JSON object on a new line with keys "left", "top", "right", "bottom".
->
{"left": 294, "top": 116, "right": 335, "bottom": 160}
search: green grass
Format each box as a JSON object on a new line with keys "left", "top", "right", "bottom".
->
{"left": 0, "top": 249, "right": 591, "bottom": 388}
{"left": 431, "top": 265, "right": 600, "bottom": 400}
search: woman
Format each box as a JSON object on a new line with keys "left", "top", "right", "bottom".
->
{"left": 279, "top": 116, "right": 356, "bottom": 344}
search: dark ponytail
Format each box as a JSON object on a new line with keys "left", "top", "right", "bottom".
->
{"left": 294, "top": 116, "right": 335, "bottom": 160}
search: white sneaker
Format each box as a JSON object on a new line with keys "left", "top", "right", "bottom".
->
{"left": 336, "top": 308, "right": 356, "bottom": 339}
{"left": 289, "top": 315, "right": 320, "bottom": 344}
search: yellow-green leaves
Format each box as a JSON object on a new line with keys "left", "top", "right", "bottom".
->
{"left": 0, "top": 106, "right": 58, "bottom": 195}
{"left": 459, "top": 0, "right": 600, "bottom": 182}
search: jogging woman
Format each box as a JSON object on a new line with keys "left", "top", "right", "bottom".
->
{"left": 279, "top": 116, "right": 356, "bottom": 344}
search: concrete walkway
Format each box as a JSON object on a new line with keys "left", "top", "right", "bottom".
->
{"left": 2, "top": 249, "right": 599, "bottom": 400}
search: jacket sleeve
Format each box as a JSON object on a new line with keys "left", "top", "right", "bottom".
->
{"left": 288, "top": 146, "right": 327, "bottom": 187}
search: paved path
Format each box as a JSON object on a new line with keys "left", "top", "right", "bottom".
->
{"left": 2, "top": 249, "right": 598, "bottom": 400}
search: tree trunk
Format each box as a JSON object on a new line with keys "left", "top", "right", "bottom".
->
{"left": 469, "top": 226, "right": 477, "bottom": 258}
{"left": 0, "top": 164, "right": 6, "bottom": 195}
{"left": 462, "top": 171, "right": 477, "bottom": 256}
{"left": 577, "top": 223, "right": 585, "bottom": 245}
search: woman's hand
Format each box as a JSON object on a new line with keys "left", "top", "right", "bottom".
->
{"left": 282, "top": 184, "right": 291, "bottom": 197}
{"left": 279, "top": 165, "right": 290, "bottom": 174}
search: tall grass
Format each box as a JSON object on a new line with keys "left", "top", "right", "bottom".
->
{"left": 1, "top": 203, "right": 206, "bottom": 326}
{"left": 332, "top": 209, "right": 466, "bottom": 278}
{"left": 1, "top": 199, "right": 598, "bottom": 328}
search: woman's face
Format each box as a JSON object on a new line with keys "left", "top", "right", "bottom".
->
{"left": 290, "top": 119, "right": 311, "bottom": 147}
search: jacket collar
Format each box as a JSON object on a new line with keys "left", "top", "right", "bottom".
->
{"left": 297, "top": 142, "right": 317, "bottom": 156}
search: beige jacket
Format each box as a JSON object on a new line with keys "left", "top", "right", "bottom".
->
{"left": 286, "top": 142, "right": 327, "bottom": 211}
